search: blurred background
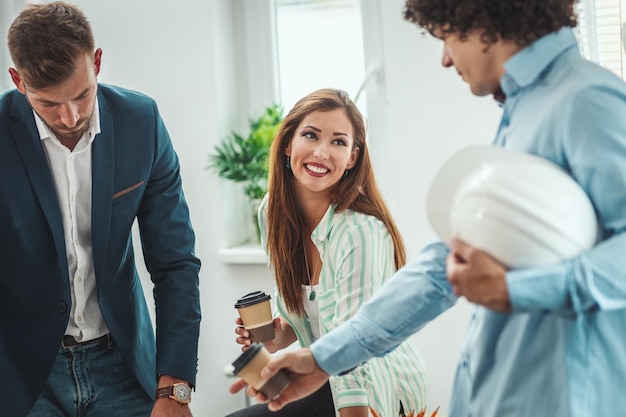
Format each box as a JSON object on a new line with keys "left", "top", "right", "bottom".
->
{"left": 1, "top": 0, "right": 624, "bottom": 415}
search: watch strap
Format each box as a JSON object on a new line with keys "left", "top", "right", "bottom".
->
{"left": 156, "top": 386, "right": 174, "bottom": 399}
{"left": 156, "top": 383, "right": 191, "bottom": 404}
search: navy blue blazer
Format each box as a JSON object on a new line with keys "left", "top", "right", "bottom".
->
{"left": 0, "top": 84, "right": 201, "bottom": 417}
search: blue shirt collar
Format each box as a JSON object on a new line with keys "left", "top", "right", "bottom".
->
{"left": 501, "top": 27, "right": 579, "bottom": 97}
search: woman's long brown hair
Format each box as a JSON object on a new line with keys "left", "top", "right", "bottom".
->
{"left": 266, "top": 88, "right": 406, "bottom": 315}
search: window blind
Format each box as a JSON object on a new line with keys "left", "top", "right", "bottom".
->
{"left": 576, "top": 0, "right": 626, "bottom": 79}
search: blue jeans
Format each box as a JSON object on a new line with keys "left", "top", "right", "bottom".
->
{"left": 28, "top": 336, "right": 153, "bottom": 417}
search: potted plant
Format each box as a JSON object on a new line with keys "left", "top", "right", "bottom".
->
{"left": 207, "top": 104, "right": 283, "bottom": 242}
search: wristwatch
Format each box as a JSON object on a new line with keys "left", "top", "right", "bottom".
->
{"left": 156, "top": 382, "right": 192, "bottom": 404}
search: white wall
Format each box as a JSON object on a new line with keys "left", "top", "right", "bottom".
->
{"left": 74, "top": 1, "right": 279, "bottom": 415}
{"left": 0, "top": 0, "right": 26, "bottom": 91}
{"left": 1, "top": 0, "right": 503, "bottom": 415}
{"left": 362, "top": 1, "right": 502, "bottom": 413}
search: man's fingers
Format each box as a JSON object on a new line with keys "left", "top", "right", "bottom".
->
{"left": 228, "top": 378, "right": 249, "bottom": 394}
{"left": 451, "top": 238, "right": 472, "bottom": 260}
{"left": 248, "top": 385, "right": 266, "bottom": 401}
{"left": 267, "top": 397, "right": 288, "bottom": 411}
{"left": 264, "top": 380, "right": 303, "bottom": 412}
{"left": 260, "top": 352, "right": 295, "bottom": 380}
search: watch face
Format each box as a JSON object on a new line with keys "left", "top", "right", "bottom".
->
{"left": 173, "top": 384, "right": 191, "bottom": 402}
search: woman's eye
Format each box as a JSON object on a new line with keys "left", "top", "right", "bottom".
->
{"left": 333, "top": 138, "right": 348, "bottom": 146}
{"left": 303, "top": 131, "right": 317, "bottom": 139}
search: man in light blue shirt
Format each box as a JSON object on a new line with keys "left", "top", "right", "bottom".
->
{"left": 230, "top": 1, "right": 626, "bottom": 416}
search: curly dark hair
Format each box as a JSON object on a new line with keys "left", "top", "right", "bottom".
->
{"left": 403, "top": 0, "right": 578, "bottom": 47}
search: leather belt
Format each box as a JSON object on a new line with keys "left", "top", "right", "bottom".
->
{"left": 61, "top": 333, "right": 113, "bottom": 349}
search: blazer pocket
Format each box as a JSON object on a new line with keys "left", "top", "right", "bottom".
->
{"left": 112, "top": 180, "right": 145, "bottom": 203}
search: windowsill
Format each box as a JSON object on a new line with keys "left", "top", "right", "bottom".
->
{"left": 219, "top": 242, "right": 267, "bottom": 264}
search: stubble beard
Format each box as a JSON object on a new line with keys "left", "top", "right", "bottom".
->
{"left": 46, "top": 116, "right": 92, "bottom": 143}
{"left": 26, "top": 95, "right": 94, "bottom": 143}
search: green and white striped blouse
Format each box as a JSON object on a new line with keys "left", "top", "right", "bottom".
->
{"left": 259, "top": 195, "right": 429, "bottom": 416}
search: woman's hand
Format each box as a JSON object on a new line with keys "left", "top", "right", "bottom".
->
{"left": 235, "top": 317, "right": 295, "bottom": 353}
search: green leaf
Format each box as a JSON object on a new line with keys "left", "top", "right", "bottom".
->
{"left": 207, "top": 104, "right": 284, "bottom": 202}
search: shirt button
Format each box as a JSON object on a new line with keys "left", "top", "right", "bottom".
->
{"left": 58, "top": 302, "right": 68, "bottom": 313}
{"left": 77, "top": 315, "right": 83, "bottom": 322}
{"left": 76, "top": 276, "right": 83, "bottom": 283}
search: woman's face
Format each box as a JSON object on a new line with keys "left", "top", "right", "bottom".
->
{"left": 285, "top": 108, "right": 358, "bottom": 199}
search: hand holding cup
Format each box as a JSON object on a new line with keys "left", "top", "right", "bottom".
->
{"left": 235, "top": 316, "right": 282, "bottom": 353}
{"left": 230, "top": 343, "right": 291, "bottom": 401}
{"left": 234, "top": 291, "right": 275, "bottom": 343}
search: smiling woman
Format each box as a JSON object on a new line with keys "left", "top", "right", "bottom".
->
{"left": 285, "top": 107, "right": 358, "bottom": 198}
{"left": 218, "top": 0, "right": 370, "bottom": 260}
{"left": 227, "top": 88, "right": 429, "bottom": 417}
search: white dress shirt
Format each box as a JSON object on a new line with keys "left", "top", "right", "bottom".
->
{"left": 34, "top": 98, "right": 109, "bottom": 342}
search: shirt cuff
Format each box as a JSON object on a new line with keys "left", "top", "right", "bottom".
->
{"left": 507, "top": 261, "right": 570, "bottom": 312}
{"left": 311, "top": 321, "right": 371, "bottom": 376}
{"left": 333, "top": 388, "right": 369, "bottom": 409}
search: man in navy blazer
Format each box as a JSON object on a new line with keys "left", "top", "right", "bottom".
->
{"left": 1, "top": 2, "right": 201, "bottom": 416}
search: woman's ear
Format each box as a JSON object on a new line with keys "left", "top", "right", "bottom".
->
{"left": 346, "top": 147, "right": 359, "bottom": 170}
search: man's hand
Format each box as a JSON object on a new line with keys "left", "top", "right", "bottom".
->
{"left": 151, "top": 375, "right": 193, "bottom": 417}
{"left": 229, "top": 348, "right": 330, "bottom": 411}
{"left": 446, "top": 239, "right": 511, "bottom": 312}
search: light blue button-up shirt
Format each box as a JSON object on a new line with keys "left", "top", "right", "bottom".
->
{"left": 311, "top": 28, "right": 626, "bottom": 417}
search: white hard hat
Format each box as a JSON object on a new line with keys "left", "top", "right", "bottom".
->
{"left": 426, "top": 146, "right": 598, "bottom": 269}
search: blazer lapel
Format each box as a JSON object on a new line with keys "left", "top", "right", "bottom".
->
{"left": 91, "top": 92, "right": 114, "bottom": 289}
{"left": 11, "top": 99, "right": 69, "bottom": 278}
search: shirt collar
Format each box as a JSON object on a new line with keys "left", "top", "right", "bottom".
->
{"left": 501, "top": 27, "right": 579, "bottom": 98}
{"left": 310, "top": 203, "right": 336, "bottom": 246}
{"left": 34, "top": 96, "right": 101, "bottom": 143}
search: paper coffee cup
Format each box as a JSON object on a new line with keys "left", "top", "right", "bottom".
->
{"left": 231, "top": 343, "right": 291, "bottom": 400}
{"left": 235, "top": 291, "right": 275, "bottom": 342}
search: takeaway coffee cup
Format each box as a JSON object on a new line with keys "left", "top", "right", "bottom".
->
{"left": 235, "top": 291, "right": 275, "bottom": 342}
{"left": 231, "top": 343, "right": 291, "bottom": 400}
